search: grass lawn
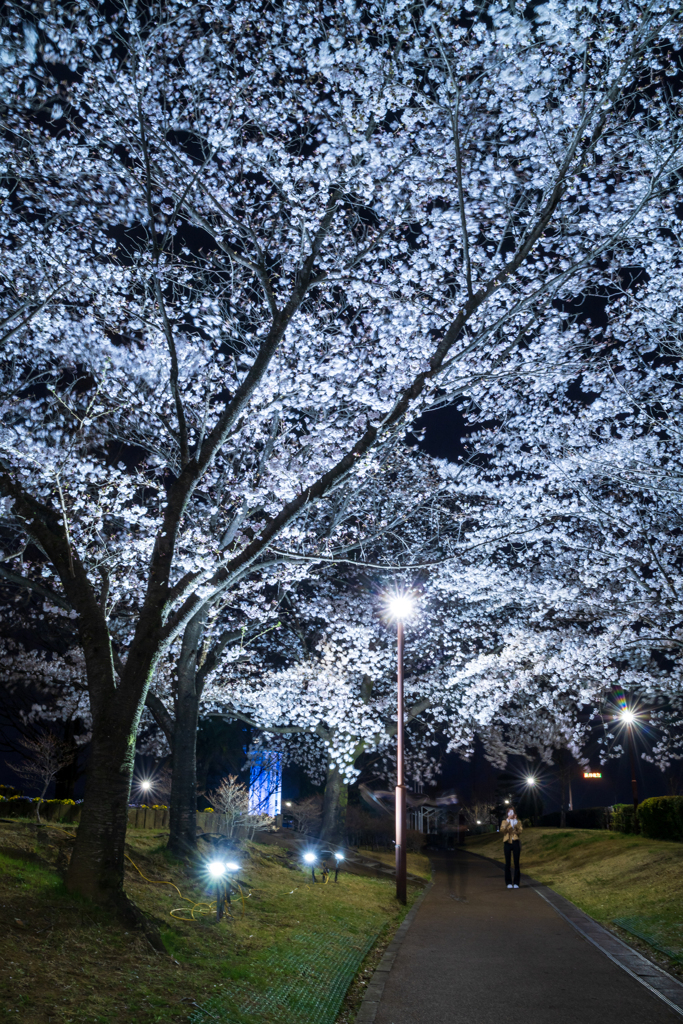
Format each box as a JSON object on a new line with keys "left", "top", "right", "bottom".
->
{"left": 0, "top": 820, "right": 423, "bottom": 1024}
{"left": 357, "top": 848, "right": 432, "bottom": 882}
{"left": 467, "top": 827, "right": 683, "bottom": 974}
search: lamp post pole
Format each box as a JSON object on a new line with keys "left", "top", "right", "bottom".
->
{"left": 395, "top": 618, "right": 407, "bottom": 905}
{"left": 627, "top": 723, "right": 639, "bottom": 830}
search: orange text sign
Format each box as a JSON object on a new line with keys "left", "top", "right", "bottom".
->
{"left": 583, "top": 772, "right": 602, "bottom": 778}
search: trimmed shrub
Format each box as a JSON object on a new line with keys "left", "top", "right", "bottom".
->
{"left": 612, "top": 803, "right": 638, "bottom": 834}
{"left": 638, "top": 796, "right": 683, "bottom": 842}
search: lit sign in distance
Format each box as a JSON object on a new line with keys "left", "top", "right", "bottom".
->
{"left": 583, "top": 772, "right": 602, "bottom": 778}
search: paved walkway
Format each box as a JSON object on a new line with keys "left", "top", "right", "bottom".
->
{"left": 369, "top": 849, "right": 681, "bottom": 1024}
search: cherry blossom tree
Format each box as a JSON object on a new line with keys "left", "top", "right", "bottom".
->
{"left": 0, "top": 0, "right": 680, "bottom": 926}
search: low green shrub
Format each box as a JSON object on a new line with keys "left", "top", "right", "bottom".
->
{"left": 638, "top": 796, "right": 683, "bottom": 842}
{"left": 612, "top": 803, "right": 638, "bottom": 834}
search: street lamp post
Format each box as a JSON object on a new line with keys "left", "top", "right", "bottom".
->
{"left": 395, "top": 615, "right": 407, "bottom": 905}
{"left": 387, "top": 593, "right": 413, "bottom": 905}
{"left": 620, "top": 709, "right": 639, "bottom": 829}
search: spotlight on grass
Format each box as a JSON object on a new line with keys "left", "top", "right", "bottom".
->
{"left": 208, "top": 860, "right": 227, "bottom": 878}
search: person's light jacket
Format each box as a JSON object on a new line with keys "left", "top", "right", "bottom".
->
{"left": 501, "top": 818, "right": 523, "bottom": 843}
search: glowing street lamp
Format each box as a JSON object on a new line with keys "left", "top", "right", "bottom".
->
{"left": 526, "top": 776, "right": 537, "bottom": 787}
{"left": 386, "top": 590, "right": 414, "bottom": 906}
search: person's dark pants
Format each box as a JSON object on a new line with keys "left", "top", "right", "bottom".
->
{"left": 504, "top": 840, "right": 521, "bottom": 886}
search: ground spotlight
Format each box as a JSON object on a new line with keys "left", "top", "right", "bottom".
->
{"left": 303, "top": 851, "right": 316, "bottom": 864}
{"left": 334, "top": 852, "right": 344, "bottom": 861}
{"left": 208, "top": 860, "right": 227, "bottom": 878}
{"left": 225, "top": 861, "right": 240, "bottom": 873}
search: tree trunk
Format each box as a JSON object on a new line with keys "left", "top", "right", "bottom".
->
{"left": 319, "top": 764, "right": 348, "bottom": 844}
{"left": 65, "top": 694, "right": 140, "bottom": 904}
{"left": 168, "top": 693, "right": 200, "bottom": 855}
{"left": 560, "top": 771, "right": 567, "bottom": 828}
{"left": 167, "top": 609, "right": 206, "bottom": 857}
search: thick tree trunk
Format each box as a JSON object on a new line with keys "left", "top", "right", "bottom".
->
{"left": 319, "top": 764, "right": 348, "bottom": 844}
{"left": 167, "top": 609, "right": 206, "bottom": 857}
{"left": 65, "top": 695, "right": 139, "bottom": 902}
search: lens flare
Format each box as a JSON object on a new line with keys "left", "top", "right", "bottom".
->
{"left": 389, "top": 594, "right": 414, "bottom": 619}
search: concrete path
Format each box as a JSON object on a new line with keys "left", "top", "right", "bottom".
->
{"left": 369, "top": 849, "right": 681, "bottom": 1024}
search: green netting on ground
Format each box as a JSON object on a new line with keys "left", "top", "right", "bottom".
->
{"left": 190, "top": 925, "right": 382, "bottom": 1024}
{"left": 613, "top": 914, "right": 683, "bottom": 963}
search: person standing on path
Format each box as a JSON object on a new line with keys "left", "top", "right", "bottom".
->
{"left": 501, "top": 807, "right": 522, "bottom": 888}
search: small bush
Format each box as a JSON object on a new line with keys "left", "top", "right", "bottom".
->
{"left": 638, "top": 796, "right": 683, "bottom": 842}
{"left": 612, "top": 803, "right": 638, "bottom": 834}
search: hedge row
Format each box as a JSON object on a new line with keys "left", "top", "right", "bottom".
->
{"left": 637, "top": 796, "right": 683, "bottom": 841}
{"left": 537, "top": 799, "right": 683, "bottom": 841}
{"left": 0, "top": 796, "right": 81, "bottom": 822}
{"left": 611, "top": 797, "right": 683, "bottom": 840}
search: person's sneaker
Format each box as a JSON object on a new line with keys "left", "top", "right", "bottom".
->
{"left": 513, "top": 884, "right": 519, "bottom": 888}
{"left": 507, "top": 884, "right": 513, "bottom": 888}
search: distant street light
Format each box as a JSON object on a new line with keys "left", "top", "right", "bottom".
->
{"left": 386, "top": 591, "right": 415, "bottom": 906}
{"left": 526, "top": 776, "right": 536, "bottom": 787}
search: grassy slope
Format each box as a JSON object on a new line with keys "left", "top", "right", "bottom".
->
{"left": 0, "top": 822, "right": 421, "bottom": 1024}
{"left": 357, "top": 848, "right": 432, "bottom": 881}
{"left": 467, "top": 827, "right": 683, "bottom": 972}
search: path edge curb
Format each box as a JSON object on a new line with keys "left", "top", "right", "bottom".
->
{"left": 466, "top": 845, "right": 683, "bottom": 1018}
{"left": 532, "top": 882, "right": 683, "bottom": 1018}
{"left": 353, "top": 880, "right": 433, "bottom": 1023}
